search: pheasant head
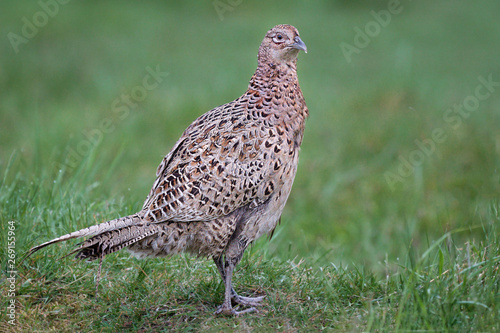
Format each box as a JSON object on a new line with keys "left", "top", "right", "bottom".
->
{"left": 257, "top": 24, "right": 307, "bottom": 69}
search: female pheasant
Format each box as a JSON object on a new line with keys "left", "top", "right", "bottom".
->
{"left": 28, "top": 24, "right": 308, "bottom": 315}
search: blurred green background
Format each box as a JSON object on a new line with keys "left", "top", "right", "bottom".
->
{"left": 1, "top": 0, "right": 499, "bottom": 272}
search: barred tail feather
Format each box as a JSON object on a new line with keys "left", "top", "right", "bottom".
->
{"left": 71, "top": 224, "right": 161, "bottom": 261}
{"left": 26, "top": 213, "right": 143, "bottom": 258}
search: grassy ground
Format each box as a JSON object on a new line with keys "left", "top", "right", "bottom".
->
{"left": 1, "top": 0, "right": 499, "bottom": 331}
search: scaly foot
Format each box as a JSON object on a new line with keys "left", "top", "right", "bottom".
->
{"left": 215, "top": 304, "right": 259, "bottom": 316}
{"left": 231, "top": 293, "right": 265, "bottom": 307}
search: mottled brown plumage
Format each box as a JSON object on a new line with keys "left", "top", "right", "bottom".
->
{"left": 27, "top": 24, "right": 308, "bottom": 315}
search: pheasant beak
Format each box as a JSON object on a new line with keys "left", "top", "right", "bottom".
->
{"left": 291, "top": 36, "right": 307, "bottom": 53}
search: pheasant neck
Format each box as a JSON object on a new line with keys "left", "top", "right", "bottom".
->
{"left": 248, "top": 60, "right": 299, "bottom": 94}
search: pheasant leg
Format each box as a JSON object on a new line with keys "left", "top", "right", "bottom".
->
{"left": 213, "top": 256, "right": 263, "bottom": 315}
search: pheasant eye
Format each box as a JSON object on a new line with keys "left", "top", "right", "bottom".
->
{"left": 273, "top": 34, "right": 285, "bottom": 43}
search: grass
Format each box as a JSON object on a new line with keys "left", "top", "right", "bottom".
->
{"left": 1, "top": 160, "right": 499, "bottom": 331}
{"left": 1, "top": 0, "right": 500, "bottom": 331}
{"left": 1, "top": 169, "right": 499, "bottom": 331}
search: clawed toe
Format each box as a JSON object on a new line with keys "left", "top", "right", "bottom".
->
{"left": 232, "top": 294, "right": 265, "bottom": 307}
{"left": 215, "top": 305, "right": 258, "bottom": 316}
{"left": 215, "top": 293, "right": 263, "bottom": 316}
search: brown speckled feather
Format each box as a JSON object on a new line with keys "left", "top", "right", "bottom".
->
{"left": 142, "top": 62, "right": 308, "bottom": 224}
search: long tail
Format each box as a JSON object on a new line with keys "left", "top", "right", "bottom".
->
{"left": 26, "top": 213, "right": 156, "bottom": 261}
